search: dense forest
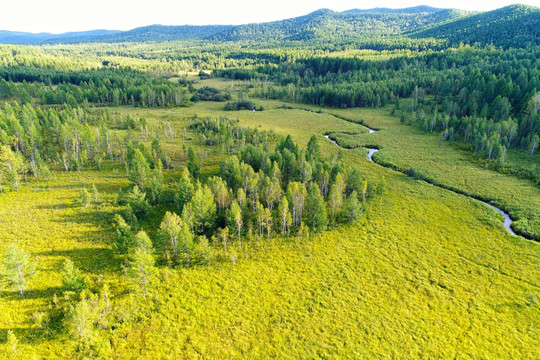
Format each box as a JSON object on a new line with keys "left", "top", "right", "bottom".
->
{"left": 0, "top": 4, "right": 539, "bottom": 359}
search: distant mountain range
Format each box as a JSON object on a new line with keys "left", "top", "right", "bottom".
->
{"left": 0, "top": 4, "right": 538, "bottom": 48}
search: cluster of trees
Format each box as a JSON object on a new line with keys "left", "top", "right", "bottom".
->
{"left": 0, "top": 101, "right": 175, "bottom": 192}
{"left": 0, "top": 66, "right": 193, "bottom": 107}
{"left": 219, "top": 46, "right": 540, "bottom": 160}
{"left": 114, "top": 119, "right": 381, "bottom": 269}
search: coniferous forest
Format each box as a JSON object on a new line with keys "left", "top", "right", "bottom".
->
{"left": 0, "top": 4, "right": 539, "bottom": 359}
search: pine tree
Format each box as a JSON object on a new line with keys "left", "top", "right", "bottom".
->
{"left": 176, "top": 167, "right": 194, "bottom": 211}
{"left": 306, "top": 135, "right": 321, "bottom": 162}
{"left": 114, "top": 214, "right": 135, "bottom": 254}
{"left": 187, "top": 147, "right": 200, "bottom": 179}
{"left": 341, "top": 191, "right": 362, "bottom": 224}
{"left": 148, "top": 159, "right": 164, "bottom": 205}
{"left": 306, "top": 182, "right": 328, "bottom": 232}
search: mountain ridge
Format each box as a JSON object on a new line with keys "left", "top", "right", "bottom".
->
{"left": 0, "top": 4, "right": 536, "bottom": 48}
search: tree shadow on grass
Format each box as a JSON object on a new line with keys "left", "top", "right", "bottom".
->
{"left": 37, "top": 246, "right": 122, "bottom": 275}
{"left": 0, "top": 325, "right": 66, "bottom": 345}
{"left": 0, "top": 286, "right": 62, "bottom": 301}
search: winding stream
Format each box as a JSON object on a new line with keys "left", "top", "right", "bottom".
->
{"left": 324, "top": 126, "right": 519, "bottom": 237}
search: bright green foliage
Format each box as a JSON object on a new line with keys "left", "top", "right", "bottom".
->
{"left": 184, "top": 184, "right": 216, "bottom": 235}
{"left": 160, "top": 211, "right": 194, "bottom": 266}
{"left": 128, "top": 231, "right": 156, "bottom": 294}
{"left": 187, "top": 147, "right": 200, "bottom": 179}
{"left": 0, "top": 145, "right": 25, "bottom": 191}
{"left": 306, "top": 182, "right": 328, "bottom": 232}
{"left": 277, "top": 197, "right": 292, "bottom": 236}
{"left": 147, "top": 159, "right": 164, "bottom": 205}
{"left": 1, "top": 244, "right": 36, "bottom": 295}
{"left": 67, "top": 290, "right": 111, "bottom": 359}
{"left": 176, "top": 167, "right": 194, "bottom": 211}
{"left": 261, "top": 175, "right": 282, "bottom": 211}
{"left": 227, "top": 201, "right": 243, "bottom": 244}
{"left": 61, "top": 259, "right": 87, "bottom": 293}
{"left": 129, "top": 149, "right": 150, "bottom": 191}
{"left": 208, "top": 176, "right": 231, "bottom": 211}
{"left": 114, "top": 214, "right": 135, "bottom": 254}
{"left": 327, "top": 184, "right": 343, "bottom": 223}
{"left": 286, "top": 182, "right": 307, "bottom": 227}
{"left": 124, "top": 185, "right": 150, "bottom": 218}
{"left": 340, "top": 191, "right": 362, "bottom": 224}
{"left": 77, "top": 187, "right": 91, "bottom": 207}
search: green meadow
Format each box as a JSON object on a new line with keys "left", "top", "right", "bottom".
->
{"left": 1, "top": 89, "right": 539, "bottom": 358}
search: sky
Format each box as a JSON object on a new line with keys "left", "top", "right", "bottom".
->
{"left": 4, "top": 0, "right": 540, "bottom": 33}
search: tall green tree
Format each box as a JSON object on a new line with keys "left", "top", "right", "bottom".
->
{"left": 227, "top": 201, "right": 243, "bottom": 245}
{"left": 128, "top": 231, "right": 156, "bottom": 294}
{"left": 341, "top": 191, "right": 362, "bottom": 224}
{"left": 160, "top": 211, "right": 194, "bottom": 265}
{"left": 113, "top": 214, "right": 135, "bottom": 255}
{"left": 176, "top": 167, "right": 194, "bottom": 211}
{"left": 129, "top": 149, "right": 150, "bottom": 191}
{"left": 187, "top": 147, "right": 200, "bottom": 179}
{"left": 184, "top": 184, "right": 216, "bottom": 234}
{"left": 306, "top": 182, "right": 328, "bottom": 232}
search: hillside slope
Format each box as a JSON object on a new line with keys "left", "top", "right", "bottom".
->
{"left": 413, "top": 5, "right": 540, "bottom": 48}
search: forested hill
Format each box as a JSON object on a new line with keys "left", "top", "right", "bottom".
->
{"left": 0, "top": 29, "right": 120, "bottom": 44}
{"left": 413, "top": 4, "right": 540, "bottom": 48}
{"left": 0, "top": 4, "right": 538, "bottom": 48}
{"left": 208, "top": 8, "right": 467, "bottom": 42}
{"left": 94, "top": 25, "right": 234, "bottom": 43}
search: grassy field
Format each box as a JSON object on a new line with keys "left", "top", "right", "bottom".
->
{"left": 1, "top": 90, "right": 539, "bottom": 358}
{"left": 309, "top": 105, "right": 540, "bottom": 240}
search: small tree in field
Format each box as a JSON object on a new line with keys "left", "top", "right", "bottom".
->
{"left": 1, "top": 244, "right": 36, "bottom": 295}
{"left": 128, "top": 231, "right": 156, "bottom": 294}
{"left": 77, "top": 187, "right": 91, "bottom": 207}
{"left": 61, "top": 259, "right": 88, "bottom": 293}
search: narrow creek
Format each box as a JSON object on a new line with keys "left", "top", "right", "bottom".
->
{"left": 324, "top": 127, "right": 519, "bottom": 237}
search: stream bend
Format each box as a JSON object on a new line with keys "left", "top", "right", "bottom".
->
{"left": 324, "top": 129, "right": 519, "bottom": 237}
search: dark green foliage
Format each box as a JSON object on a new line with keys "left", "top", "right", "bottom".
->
{"left": 413, "top": 5, "right": 540, "bottom": 49}
{"left": 306, "top": 182, "right": 328, "bottom": 232}
{"left": 224, "top": 100, "right": 256, "bottom": 111}
{"left": 176, "top": 167, "right": 194, "bottom": 212}
{"left": 122, "top": 186, "right": 150, "bottom": 218}
{"left": 114, "top": 214, "right": 135, "bottom": 255}
{"left": 341, "top": 191, "right": 362, "bottom": 223}
{"left": 187, "top": 147, "right": 200, "bottom": 179}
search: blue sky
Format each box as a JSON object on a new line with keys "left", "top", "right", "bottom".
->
{"left": 5, "top": 0, "right": 539, "bottom": 33}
